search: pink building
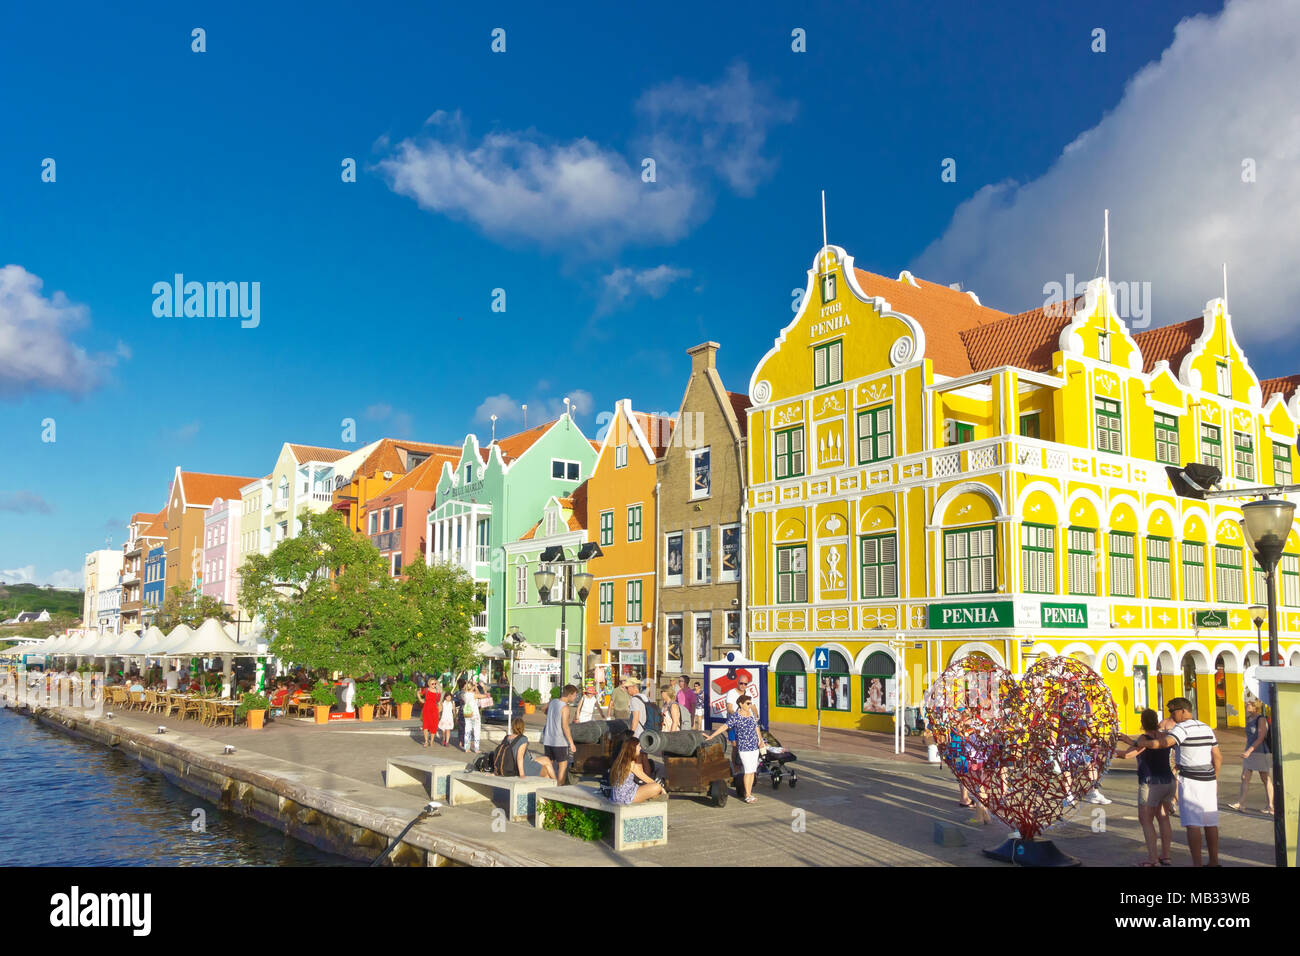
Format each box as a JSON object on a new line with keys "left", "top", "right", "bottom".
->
{"left": 202, "top": 497, "right": 241, "bottom": 607}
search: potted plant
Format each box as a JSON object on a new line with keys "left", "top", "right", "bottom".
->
{"left": 310, "top": 679, "right": 336, "bottom": 723}
{"left": 354, "top": 682, "right": 381, "bottom": 721}
{"left": 390, "top": 681, "right": 418, "bottom": 720}
{"left": 520, "top": 688, "right": 542, "bottom": 715}
{"left": 237, "top": 692, "right": 270, "bottom": 730}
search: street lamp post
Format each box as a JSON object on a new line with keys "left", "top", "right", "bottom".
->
{"left": 1241, "top": 497, "right": 1295, "bottom": 869}
{"left": 534, "top": 543, "right": 601, "bottom": 688}
{"left": 1248, "top": 604, "right": 1267, "bottom": 669}
{"left": 505, "top": 626, "right": 525, "bottom": 730}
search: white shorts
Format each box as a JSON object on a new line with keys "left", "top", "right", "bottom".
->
{"left": 1178, "top": 776, "right": 1219, "bottom": 828}
{"left": 739, "top": 749, "right": 760, "bottom": 774}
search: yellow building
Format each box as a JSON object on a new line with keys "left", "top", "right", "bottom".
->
{"left": 745, "top": 244, "right": 1300, "bottom": 735}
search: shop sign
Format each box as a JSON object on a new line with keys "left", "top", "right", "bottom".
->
{"left": 619, "top": 651, "right": 646, "bottom": 665}
{"left": 1040, "top": 602, "right": 1088, "bottom": 629}
{"left": 928, "top": 601, "right": 1013, "bottom": 630}
{"left": 1194, "top": 609, "right": 1229, "bottom": 628}
{"left": 610, "top": 626, "right": 642, "bottom": 650}
{"left": 515, "top": 659, "right": 560, "bottom": 676}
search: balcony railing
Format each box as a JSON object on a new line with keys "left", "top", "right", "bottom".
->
{"left": 310, "top": 491, "right": 333, "bottom": 503}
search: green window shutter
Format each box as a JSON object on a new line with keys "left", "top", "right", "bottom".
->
{"left": 1234, "top": 431, "right": 1255, "bottom": 480}
{"left": 1146, "top": 537, "right": 1171, "bottom": 599}
{"left": 1200, "top": 424, "right": 1223, "bottom": 471}
{"left": 1154, "top": 414, "right": 1179, "bottom": 465}
{"left": 1274, "top": 442, "right": 1293, "bottom": 485}
{"left": 1108, "top": 532, "right": 1135, "bottom": 598}
{"left": 1095, "top": 399, "right": 1122, "bottom": 454}
{"left": 1020, "top": 524, "right": 1055, "bottom": 594}
{"left": 1182, "top": 542, "right": 1206, "bottom": 602}
{"left": 1067, "top": 528, "right": 1096, "bottom": 596}
{"left": 860, "top": 533, "right": 898, "bottom": 599}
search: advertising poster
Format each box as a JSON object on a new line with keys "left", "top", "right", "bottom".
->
{"left": 666, "top": 617, "right": 683, "bottom": 671}
{"left": 692, "top": 447, "right": 711, "bottom": 497}
{"left": 694, "top": 615, "right": 711, "bottom": 662}
{"left": 666, "top": 534, "right": 683, "bottom": 581}
{"left": 818, "top": 674, "right": 850, "bottom": 711}
{"left": 721, "top": 525, "right": 740, "bottom": 578}
{"left": 703, "top": 657, "right": 766, "bottom": 728}
{"left": 861, "top": 675, "right": 896, "bottom": 713}
{"left": 777, "top": 672, "right": 806, "bottom": 708}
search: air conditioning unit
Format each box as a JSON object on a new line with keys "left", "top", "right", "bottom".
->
{"left": 383, "top": 471, "right": 393, "bottom": 480}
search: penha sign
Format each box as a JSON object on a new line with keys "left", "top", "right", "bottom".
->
{"left": 928, "top": 601, "right": 1013, "bottom": 630}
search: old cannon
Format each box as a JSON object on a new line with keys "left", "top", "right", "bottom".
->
{"left": 641, "top": 730, "right": 732, "bottom": 807}
{"left": 567, "top": 718, "right": 630, "bottom": 776}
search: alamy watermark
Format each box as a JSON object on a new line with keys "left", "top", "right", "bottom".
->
{"left": 1042, "top": 273, "right": 1151, "bottom": 328}
{"left": 152, "top": 275, "right": 260, "bottom": 328}
{"left": 1, "top": 667, "right": 106, "bottom": 717}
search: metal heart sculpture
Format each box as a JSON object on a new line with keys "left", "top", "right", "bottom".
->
{"left": 925, "top": 655, "right": 1118, "bottom": 839}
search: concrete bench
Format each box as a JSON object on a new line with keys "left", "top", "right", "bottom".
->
{"left": 535, "top": 784, "right": 668, "bottom": 851}
{"left": 447, "top": 771, "right": 556, "bottom": 822}
{"left": 385, "top": 754, "right": 465, "bottom": 800}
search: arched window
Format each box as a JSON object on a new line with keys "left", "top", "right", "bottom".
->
{"left": 861, "top": 651, "right": 896, "bottom": 714}
{"left": 774, "top": 650, "right": 807, "bottom": 709}
{"left": 817, "top": 651, "right": 851, "bottom": 711}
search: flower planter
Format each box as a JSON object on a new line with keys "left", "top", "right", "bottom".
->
{"left": 523, "top": 702, "right": 536, "bottom": 715}
{"left": 358, "top": 704, "right": 374, "bottom": 722}
{"left": 396, "top": 702, "right": 413, "bottom": 720}
{"left": 314, "top": 705, "right": 331, "bottom": 724}
{"left": 246, "top": 709, "right": 266, "bottom": 730}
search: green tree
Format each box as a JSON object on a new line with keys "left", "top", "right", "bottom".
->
{"left": 390, "top": 558, "right": 483, "bottom": 678}
{"left": 155, "top": 586, "right": 234, "bottom": 631}
{"left": 237, "top": 511, "right": 481, "bottom": 678}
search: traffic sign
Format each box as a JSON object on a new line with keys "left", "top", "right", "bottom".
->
{"left": 814, "top": 646, "right": 832, "bottom": 671}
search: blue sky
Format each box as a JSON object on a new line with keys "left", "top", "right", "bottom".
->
{"left": 4, "top": 0, "right": 1296, "bottom": 587}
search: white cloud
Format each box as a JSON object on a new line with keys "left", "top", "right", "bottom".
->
{"left": 0, "top": 265, "right": 119, "bottom": 398}
{"left": 475, "top": 388, "right": 596, "bottom": 426}
{"left": 596, "top": 265, "right": 691, "bottom": 315}
{"left": 1, "top": 565, "right": 36, "bottom": 584}
{"left": 0, "top": 491, "right": 53, "bottom": 514}
{"left": 912, "top": 0, "right": 1300, "bottom": 345}
{"left": 365, "top": 403, "right": 393, "bottom": 420}
{"left": 376, "top": 64, "right": 794, "bottom": 256}
{"left": 46, "top": 568, "right": 81, "bottom": 590}
{"left": 160, "top": 421, "right": 200, "bottom": 444}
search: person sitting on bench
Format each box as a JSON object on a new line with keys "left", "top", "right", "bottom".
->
{"left": 494, "top": 718, "right": 557, "bottom": 778}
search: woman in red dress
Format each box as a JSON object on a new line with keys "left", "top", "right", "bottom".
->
{"left": 421, "top": 678, "right": 442, "bottom": 748}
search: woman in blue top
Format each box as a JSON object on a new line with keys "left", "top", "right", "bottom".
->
{"left": 1116, "top": 708, "right": 1175, "bottom": 866}
{"left": 1228, "top": 698, "right": 1273, "bottom": 814}
{"left": 705, "top": 694, "right": 765, "bottom": 803}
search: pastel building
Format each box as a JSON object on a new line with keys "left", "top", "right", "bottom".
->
{"left": 82, "top": 549, "right": 122, "bottom": 630}
{"left": 163, "top": 469, "right": 257, "bottom": 593}
{"left": 584, "top": 400, "right": 674, "bottom": 687}
{"left": 202, "top": 497, "right": 241, "bottom": 607}
{"left": 121, "top": 512, "right": 164, "bottom": 632}
{"left": 428, "top": 416, "right": 599, "bottom": 652}
{"left": 364, "top": 450, "right": 459, "bottom": 576}
{"left": 143, "top": 544, "right": 166, "bottom": 613}
{"left": 503, "top": 491, "right": 591, "bottom": 688}
{"left": 334, "top": 439, "right": 461, "bottom": 536}
{"left": 744, "top": 243, "right": 1300, "bottom": 735}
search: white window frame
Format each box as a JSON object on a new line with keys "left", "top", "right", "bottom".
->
{"left": 690, "top": 446, "right": 711, "bottom": 500}
{"left": 615, "top": 444, "right": 628, "bottom": 468}
{"left": 665, "top": 532, "right": 684, "bottom": 587}
{"left": 719, "top": 523, "right": 740, "bottom": 583}
{"left": 693, "top": 527, "right": 711, "bottom": 584}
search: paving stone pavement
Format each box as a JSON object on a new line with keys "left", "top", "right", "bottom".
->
{"left": 69, "top": 708, "right": 1279, "bottom": 867}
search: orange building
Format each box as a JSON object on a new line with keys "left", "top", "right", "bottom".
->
{"left": 584, "top": 400, "right": 674, "bottom": 687}
{"left": 332, "top": 439, "right": 461, "bottom": 535}
{"left": 162, "top": 469, "right": 257, "bottom": 593}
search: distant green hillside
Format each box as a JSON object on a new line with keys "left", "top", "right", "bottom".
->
{"left": 0, "top": 582, "right": 84, "bottom": 620}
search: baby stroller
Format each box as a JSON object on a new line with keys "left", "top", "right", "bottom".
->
{"left": 756, "top": 728, "right": 798, "bottom": 789}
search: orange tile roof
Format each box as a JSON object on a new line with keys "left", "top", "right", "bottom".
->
{"left": 142, "top": 514, "right": 167, "bottom": 538}
{"left": 286, "top": 443, "right": 351, "bottom": 464}
{"left": 495, "top": 419, "right": 559, "bottom": 463}
{"left": 180, "top": 472, "right": 258, "bottom": 507}
{"left": 631, "top": 411, "right": 675, "bottom": 458}
{"left": 727, "top": 391, "right": 752, "bottom": 438}
{"left": 384, "top": 451, "right": 459, "bottom": 495}
{"left": 1132, "top": 317, "right": 1203, "bottom": 374}
{"left": 853, "top": 269, "right": 1010, "bottom": 377}
{"left": 353, "top": 438, "right": 462, "bottom": 481}
{"left": 960, "top": 296, "right": 1082, "bottom": 374}
{"left": 1262, "top": 375, "right": 1300, "bottom": 403}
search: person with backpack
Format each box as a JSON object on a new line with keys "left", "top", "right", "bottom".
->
{"left": 493, "top": 718, "right": 556, "bottom": 778}
{"left": 543, "top": 684, "right": 579, "bottom": 784}
{"left": 626, "top": 678, "right": 662, "bottom": 738}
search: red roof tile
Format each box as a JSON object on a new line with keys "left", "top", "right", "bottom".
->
{"left": 1132, "top": 318, "right": 1203, "bottom": 374}
{"left": 495, "top": 419, "right": 559, "bottom": 463}
{"left": 286, "top": 444, "right": 351, "bottom": 464}
{"left": 1262, "top": 375, "right": 1300, "bottom": 403}
{"left": 853, "top": 270, "right": 1010, "bottom": 377}
{"left": 726, "top": 391, "right": 752, "bottom": 438}
{"left": 383, "top": 451, "right": 459, "bottom": 495}
{"left": 180, "top": 472, "right": 258, "bottom": 507}
{"left": 631, "top": 411, "right": 675, "bottom": 459}
{"left": 960, "top": 296, "right": 1082, "bottom": 374}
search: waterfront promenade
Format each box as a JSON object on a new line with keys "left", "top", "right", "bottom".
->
{"left": 13, "top": 701, "right": 1279, "bottom": 867}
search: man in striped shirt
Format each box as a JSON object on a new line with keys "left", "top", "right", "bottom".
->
{"left": 1125, "top": 697, "right": 1221, "bottom": 866}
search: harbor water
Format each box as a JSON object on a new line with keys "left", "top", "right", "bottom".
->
{"left": 0, "top": 708, "right": 357, "bottom": 866}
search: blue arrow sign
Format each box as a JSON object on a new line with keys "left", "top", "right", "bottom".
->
{"left": 814, "top": 647, "right": 831, "bottom": 671}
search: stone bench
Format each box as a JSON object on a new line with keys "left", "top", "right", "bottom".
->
{"left": 535, "top": 784, "right": 668, "bottom": 851}
{"left": 447, "top": 771, "right": 556, "bottom": 822}
{"left": 384, "top": 755, "right": 464, "bottom": 800}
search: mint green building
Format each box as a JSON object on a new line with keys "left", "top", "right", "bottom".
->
{"left": 426, "top": 415, "right": 597, "bottom": 663}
